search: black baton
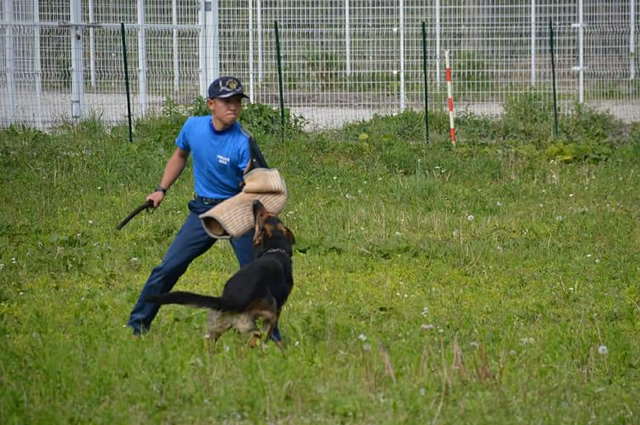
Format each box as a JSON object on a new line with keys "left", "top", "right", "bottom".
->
{"left": 116, "top": 200, "right": 154, "bottom": 230}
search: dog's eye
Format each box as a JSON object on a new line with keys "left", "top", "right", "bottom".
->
{"left": 263, "top": 224, "right": 275, "bottom": 238}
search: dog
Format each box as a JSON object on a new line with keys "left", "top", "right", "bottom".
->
{"left": 146, "top": 200, "right": 295, "bottom": 346}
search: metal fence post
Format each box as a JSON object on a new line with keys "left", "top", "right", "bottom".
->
{"left": 435, "top": 0, "right": 441, "bottom": 87}
{"left": 257, "top": 0, "right": 263, "bottom": 84}
{"left": 274, "top": 20, "right": 285, "bottom": 141}
{"left": 137, "top": 0, "right": 148, "bottom": 116}
{"left": 345, "top": 0, "right": 351, "bottom": 76}
{"left": 33, "top": 0, "right": 43, "bottom": 129}
{"left": 572, "top": 0, "right": 584, "bottom": 104}
{"left": 421, "top": 21, "right": 429, "bottom": 144}
{"left": 199, "top": 0, "right": 220, "bottom": 89}
{"left": 172, "top": 0, "right": 179, "bottom": 94}
{"left": 4, "top": 0, "right": 16, "bottom": 124}
{"left": 198, "top": 0, "right": 206, "bottom": 95}
{"left": 399, "top": 0, "right": 405, "bottom": 110}
{"left": 530, "top": 0, "right": 536, "bottom": 86}
{"left": 549, "top": 19, "right": 559, "bottom": 137}
{"left": 209, "top": 0, "right": 220, "bottom": 81}
{"left": 120, "top": 22, "right": 133, "bottom": 143}
{"left": 89, "top": 0, "right": 96, "bottom": 87}
{"left": 70, "top": 0, "right": 85, "bottom": 119}
{"left": 631, "top": 0, "right": 636, "bottom": 80}
{"left": 249, "top": 0, "right": 254, "bottom": 101}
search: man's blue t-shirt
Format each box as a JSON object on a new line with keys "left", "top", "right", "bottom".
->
{"left": 175, "top": 116, "right": 251, "bottom": 199}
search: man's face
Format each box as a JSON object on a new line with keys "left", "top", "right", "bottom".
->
{"left": 207, "top": 95, "right": 244, "bottom": 129}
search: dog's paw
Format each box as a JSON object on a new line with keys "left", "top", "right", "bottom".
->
{"left": 248, "top": 332, "right": 262, "bottom": 348}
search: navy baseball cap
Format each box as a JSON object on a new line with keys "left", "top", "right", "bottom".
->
{"left": 208, "top": 76, "right": 249, "bottom": 99}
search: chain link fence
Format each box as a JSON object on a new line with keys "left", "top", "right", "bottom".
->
{"left": 1, "top": 0, "right": 638, "bottom": 130}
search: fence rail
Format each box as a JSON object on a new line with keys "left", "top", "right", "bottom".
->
{"left": 1, "top": 0, "right": 639, "bottom": 130}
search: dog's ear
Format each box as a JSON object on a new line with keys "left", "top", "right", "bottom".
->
{"left": 253, "top": 218, "right": 263, "bottom": 245}
{"left": 284, "top": 226, "right": 295, "bottom": 245}
{"left": 252, "top": 200, "right": 267, "bottom": 245}
{"left": 252, "top": 200, "right": 267, "bottom": 218}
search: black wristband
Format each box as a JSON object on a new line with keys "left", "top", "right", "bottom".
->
{"left": 155, "top": 185, "right": 167, "bottom": 194}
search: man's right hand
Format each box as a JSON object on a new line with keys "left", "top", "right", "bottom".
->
{"left": 146, "top": 191, "right": 165, "bottom": 208}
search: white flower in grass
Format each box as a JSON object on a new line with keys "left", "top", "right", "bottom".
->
{"left": 556, "top": 215, "right": 563, "bottom": 221}
{"left": 470, "top": 341, "right": 480, "bottom": 348}
{"left": 358, "top": 334, "right": 367, "bottom": 342}
{"left": 598, "top": 345, "right": 608, "bottom": 355}
{"left": 421, "top": 307, "right": 430, "bottom": 317}
{"left": 419, "top": 388, "right": 426, "bottom": 396}
{"left": 521, "top": 337, "right": 535, "bottom": 345}
{"left": 0, "top": 264, "right": 4, "bottom": 270}
{"left": 496, "top": 201, "right": 503, "bottom": 207}
{"left": 421, "top": 324, "right": 434, "bottom": 330}
{"left": 11, "top": 257, "right": 17, "bottom": 264}
{"left": 569, "top": 193, "right": 574, "bottom": 198}
{"left": 467, "top": 214, "right": 474, "bottom": 221}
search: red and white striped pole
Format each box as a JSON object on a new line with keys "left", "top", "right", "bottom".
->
{"left": 445, "top": 50, "right": 456, "bottom": 145}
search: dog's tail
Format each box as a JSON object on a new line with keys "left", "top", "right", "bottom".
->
{"left": 146, "top": 291, "right": 225, "bottom": 310}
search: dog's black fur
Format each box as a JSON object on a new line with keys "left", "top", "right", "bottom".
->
{"left": 146, "top": 200, "right": 295, "bottom": 345}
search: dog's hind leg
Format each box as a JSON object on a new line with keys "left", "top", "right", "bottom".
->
{"left": 245, "top": 297, "right": 278, "bottom": 347}
{"left": 205, "top": 310, "right": 232, "bottom": 345}
{"left": 248, "top": 311, "right": 277, "bottom": 348}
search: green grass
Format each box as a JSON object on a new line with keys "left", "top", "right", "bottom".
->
{"left": 1, "top": 103, "right": 639, "bottom": 424}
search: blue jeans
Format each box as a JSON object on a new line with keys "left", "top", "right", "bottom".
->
{"left": 127, "top": 198, "right": 256, "bottom": 334}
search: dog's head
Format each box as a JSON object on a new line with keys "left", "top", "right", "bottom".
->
{"left": 252, "top": 200, "right": 295, "bottom": 257}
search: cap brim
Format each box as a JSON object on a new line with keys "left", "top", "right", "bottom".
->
{"left": 214, "top": 92, "right": 249, "bottom": 99}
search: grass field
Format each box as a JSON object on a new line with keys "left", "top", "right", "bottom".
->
{"left": 1, "top": 100, "right": 639, "bottom": 424}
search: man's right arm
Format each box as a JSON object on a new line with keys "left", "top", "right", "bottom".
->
{"left": 147, "top": 147, "right": 190, "bottom": 207}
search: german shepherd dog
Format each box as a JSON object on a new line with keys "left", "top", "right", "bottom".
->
{"left": 146, "top": 200, "right": 295, "bottom": 346}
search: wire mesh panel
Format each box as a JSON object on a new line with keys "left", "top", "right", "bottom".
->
{"left": 584, "top": 0, "right": 640, "bottom": 121}
{"left": 1, "top": 0, "right": 639, "bottom": 129}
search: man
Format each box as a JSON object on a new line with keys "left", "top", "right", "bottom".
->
{"left": 127, "top": 76, "right": 281, "bottom": 342}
